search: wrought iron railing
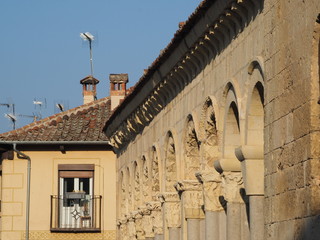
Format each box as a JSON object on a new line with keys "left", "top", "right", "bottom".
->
{"left": 50, "top": 195, "right": 102, "bottom": 232}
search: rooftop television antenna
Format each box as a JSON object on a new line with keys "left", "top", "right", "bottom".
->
{"left": 80, "top": 32, "right": 95, "bottom": 77}
{"left": 1, "top": 102, "right": 16, "bottom": 130}
{"left": 33, "top": 98, "right": 47, "bottom": 120}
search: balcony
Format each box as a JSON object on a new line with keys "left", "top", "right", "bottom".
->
{"left": 50, "top": 195, "right": 102, "bottom": 232}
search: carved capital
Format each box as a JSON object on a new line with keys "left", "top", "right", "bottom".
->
{"left": 174, "top": 180, "right": 204, "bottom": 219}
{"left": 134, "top": 212, "right": 145, "bottom": 240}
{"left": 142, "top": 214, "right": 154, "bottom": 238}
{"left": 146, "top": 201, "right": 163, "bottom": 235}
{"left": 138, "top": 205, "right": 151, "bottom": 216}
{"left": 165, "top": 201, "right": 181, "bottom": 228}
{"left": 157, "top": 192, "right": 180, "bottom": 203}
{"left": 127, "top": 217, "right": 137, "bottom": 240}
{"left": 221, "top": 171, "right": 244, "bottom": 203}
{"left": 196, "top": 171, "right": 224, "bottom": 212}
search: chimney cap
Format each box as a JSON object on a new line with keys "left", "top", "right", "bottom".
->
{"left": 109, "top": 73, "right": 129, "bottom": 83}
{"left": 80, "top": 75, "right": 100, "bottom": 85}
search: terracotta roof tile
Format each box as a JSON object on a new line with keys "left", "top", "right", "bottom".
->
{"left": 0, "top": 97, "right": 111, "bottom": 142}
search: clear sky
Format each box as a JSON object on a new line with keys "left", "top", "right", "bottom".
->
{"left": 0, "top": 0, "right": 200, "bottom": 133}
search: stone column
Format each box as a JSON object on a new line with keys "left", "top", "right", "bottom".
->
{"left": 158, "top": 192, "right": 181, "bottom": 240}
{"left": 221, "top": 172, "right": 249, "bottom": 240}
{"left": 147, "top": 201, "right": 164, "bottom": 240}
{"left": 139, "top": 205, "right": 154, "bottom": 240}
{"left": 128, "top": 213, "right": 137, "bottom": 240}
{"left": 174, "top": 180, "right": 204, "bottom": 240}
{"left": 196, "top": 171, "right": 226, "bottom": 240}
{"left": 235, "top": 146, "right": 264, "bottom": 240}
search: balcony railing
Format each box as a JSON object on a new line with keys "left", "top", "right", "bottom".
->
{"left": 50, "top": 195, "right": 102, "bottom": 232}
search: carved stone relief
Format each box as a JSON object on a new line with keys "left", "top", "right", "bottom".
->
{"left": 142, "top": 156, "right": 150, "bottom": 199}
{"left": 165, "top": 135, "right": 177, "bottom": 192}
{"left": 185, "top": 119, "right": 200, "bottom": 180}
{"left": 203, "top": 104, "right": 219, "bottom": 169}
{"left": 196, "top": 171, "right": 224, "bottom": 212}
{"left": 221, "top": 171, "right": 244, "bottom": 203}
{"left": 151, "top": 147, "right": 160, "bottom": 193}
{"left": 134, "top": 162, "right": 141, "bottom": 208}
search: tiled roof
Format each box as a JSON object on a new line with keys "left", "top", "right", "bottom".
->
{"left": 0, "top": 97, "right": 111, "bottom": 142}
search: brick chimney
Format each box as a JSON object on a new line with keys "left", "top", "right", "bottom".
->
{"left": 109, "top": 73, "right": 128, "bottom": 110}
{"left": 80, "top": 75, "right": 99, "bottom": 104}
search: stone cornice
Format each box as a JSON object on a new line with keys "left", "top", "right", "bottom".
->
{"left": 104, "top": 0, "right": 263, "bottom": 152}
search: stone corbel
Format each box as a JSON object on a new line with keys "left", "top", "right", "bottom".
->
{"left": 195, "top": 171, "right": 224, "bottom": 212}
{"left": 157, "top": 192, "right": 181, "bottom": 228}
{"left": 174, "top": 180, "right": 204, "bottom": 219}
{"left": 214, "top": 157, "right": 241, "bottom": 173}
{"left": 235, "top": 145, "right": 264, "bottom": 196}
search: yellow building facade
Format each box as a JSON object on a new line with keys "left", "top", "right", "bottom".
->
{"left": 0, "top": 79, "right": 118, "bottom": 240}
{"left": 1, "top": 147, "right": 116, "bottom": 240}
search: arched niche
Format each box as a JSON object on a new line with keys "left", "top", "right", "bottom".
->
{"left": 151, "top": 146, "right": 160, "bottom": 195}
{"left": 201, "top": 98, "right": 220, "bottom": 170}
{"left": 246, "top": 81, "right": 264, "bottom": 146}
{"left": 133, "top": 161, "right": 141, "bottom": 209}
{"left": 184, "top": 115, "right": 200, "bottom": 179}
{"left": 224, "top": 100, "right": 241, "bottom": 159}
{"left": 119, "top": 171, "right": 126, "bottom": 216}
{"left": 164, "top": 131, "right": 178, "bottom": 192}
{"left": 126, "top": 167, "right": 133, "bottom": 212}
{"left": 141, "top": 155, "right": 150, "bottom": 201}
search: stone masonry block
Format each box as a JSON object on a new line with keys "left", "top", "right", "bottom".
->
{"left": 2, "top": 174, "right": 23, "bottom": 189}
{"left": 2, "top": 202, "right": 23, "bottom": 216}
{"left": 2, "top": 160, "right": 14, "bottom": 174}
{"left": 293, "top": 103, "right": 311, "bottom": 140}
{"left": 2, "top": 189, "right": 13, "bottom": 201}
{"left": 1, "top": 216, "right": 13, "bottom": 231}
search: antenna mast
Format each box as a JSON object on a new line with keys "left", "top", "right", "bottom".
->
{"left": 80, "top": 32, "right": 95, "bottom": 77}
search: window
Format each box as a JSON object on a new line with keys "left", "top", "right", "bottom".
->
{"left": 51, "top": 164, "right": 102, "bottom": 232}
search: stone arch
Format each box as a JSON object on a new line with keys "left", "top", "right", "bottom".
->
{"left": 247, "top": 56, "right": 265, "bottom": 80}
{"left": 183, "top": 114, "right": 201, "bottom": 179}
{"left": 133, "top": 161, "right": 141, "bottom": 209}
{"left": 246, "top": 82, "right": 264, "bottom": 146}
{"left": 151, "top": 145, "right": 161, "bottom": 196}
{"left": 215, "top": 86, "right": 241, "bottom": 172}
{"left": 141, "top": 155, "right": 150, "bottom": 201}
{"left": 224, "top": 88, "right": 241, "bottom": 159}
{"left": 164, "top": 131, "right": 178, "bottom": 192}
{"left": 200, "top": 97, "right": 220, "bottom": 170}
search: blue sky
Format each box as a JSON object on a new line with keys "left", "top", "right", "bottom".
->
{"left": 0, "top": 0, "right": 200, "bottom": 133}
